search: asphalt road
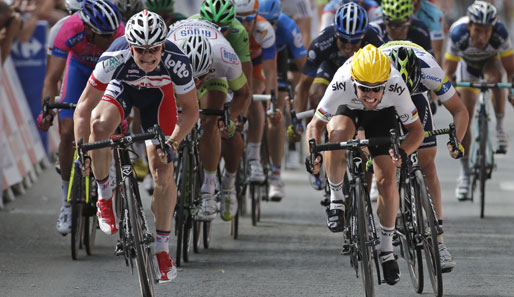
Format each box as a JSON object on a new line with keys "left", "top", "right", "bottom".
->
{"left": 2, "top": 107, "right": 514, "bottom": 297}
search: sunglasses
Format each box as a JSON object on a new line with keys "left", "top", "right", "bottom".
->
{"left": 132, "top": 45, "right": 162, "bottom": 55}
{"left": 336, "top": 34, "right": 363, "bottom": 44}
{"left": 236, "top": 14, "right": 256, "bottom": 23}
{"left": 353, "top": 81, "right": 387, "bottom": 93}
{"left": 385, "top": 20, "right": 411, "bottom": 29}
{"left": 97, "top": 32, "right": 115, "bottom": 39}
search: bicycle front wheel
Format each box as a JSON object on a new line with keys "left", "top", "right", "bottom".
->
{"left": 125, "top": 178, "right": 155, "bottom": 297}
{"left": 478, "top": 113, "right": 488, "bottom": 218}
{"left": 414, "top": 170, "right": 442, "bottom": 297}
{"left": 69, "top": 167, "right": 84, "bottom": 261}
{"left": 355, "top": 178, "right": 375, "bottom": 297}
{"left": 83, "top": 176, "right": 98, "bottom": 256}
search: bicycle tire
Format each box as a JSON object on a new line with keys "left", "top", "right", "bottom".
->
{"left": 193, "top": 220, "right": 201, "bottom": 253}
{"left": 70, "top": 167, "right": 83, "bottom": 261}
{"left": 478, "top": 114, "right": 487, "bottom": 218}
{"left": 399, "top": 181, "right": 423, "bottom": 293}
{"left": 414, "top": 170, "right": 442, "bottom": 297}
{"left": 355, "top": 178, "right": 375, "bottom": 297}
{"left": 203, "top": 221, "right": 211, "bottom": 249}
{"left": 175, "top": 148, "right": 187, "bottom": 267}
{"left": 125, "top": 178, "right": 155, "bottom": 297}
{"left": 183, "top": 215, "right": 193, "bottom": 262}
{"left": 250, "top": 183, "right": 259, "bottom": 226}
{"left": 232, "top": 156, "right": 246, "bottom": 239}
{"left": 84, "top": 176, "right": 98, "bottom": 256}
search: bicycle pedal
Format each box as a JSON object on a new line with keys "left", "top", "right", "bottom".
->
{"left": 115, "top": 242, "right": 124, "bottom": 256}
{"left": 495, "top": 147, "right": 507, "bottom": 154}
{"left": 340, "top": 244, "right": 351, "bottom": 255}
{"left": 320, "top": 198, "right": 330, "bottom": 207}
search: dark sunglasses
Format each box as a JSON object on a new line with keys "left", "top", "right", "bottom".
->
{"left": 97, "top": 32, "right": 115, "bottom": 38}
{"left": 336, "top": 34, "right": 363, "bottom": 44}
{"left": 132, "top": 45, "right": 162, "bottom": 55}
{"left": 385, "top": 20, "right": 411, "bottom": 29}
{"left": 236, "top": 14, "right": 256, "bottom": 23}
{"left": 354, "top": 81, "right": 387, "bottom": 93}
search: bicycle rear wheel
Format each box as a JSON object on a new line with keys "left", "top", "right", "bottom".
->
{"left": 193, "top": 220, "right": 201, "bottom": 253}
{"left": 399, "top": 182, "right": 423, "bottom": 293}
{"left": 355, "top": 178, "right": 375, "bottom": 297}
{"left": 125, "top": 178, "right": 155, "bottom": 297}
{"left": 414, "top": 170, "right": 442, "bottom": 297}
{"left": 203, "top": 221, "right": 211, "bottom": 249}
{"left": 478, "top": 114, "right": 488, "bottom": 218}
{"left": 250, "top": 183, "right": 260, "bottom": 226}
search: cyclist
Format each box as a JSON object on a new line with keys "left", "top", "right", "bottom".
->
{"left": 305, "top": 44, "right": 424, "bottom": 285}
{"left": 412, "top": 0, "right": 445, "bottom": 65}
{"left": 38, "top": 0, "right": 123, "bottom": 236}
{"left": 320, "top": 0, "right": 381, "bottom": 31}
{"left": 258, "top": 0, "right": 307, "bottom": 170}
{"left": 380, "top": 40, "right": 468, "bottom": 272}
{"left": 235, "top": 0, "right": 283, "bottom": 199}
{"left": 282, "top": 0, "right": 313, "bottom": 48}
{"left": 145, "top": 0, "right": 187, "bottom": 27}
{"left": 73, "top": 10, "right": 198, "bottom": 282}
{"left": 443, "top": 0, "right": 514, "bottom": 200}
{"left": 167, "top": 19, "right": 251, "bottom": 221}
{"left": 292, "top": 2, "right": 382, "bottom": 189}
{"left": 111, "top": 0, "right": 144, "bottom": 23}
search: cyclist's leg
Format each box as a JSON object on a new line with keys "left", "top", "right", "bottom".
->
{"left": 56, "top": 57, "right": 93, "bottom": 234}
{"left": 221, "top": 131, "right": 243, "bottom": 221}
{"left": 455, "top": 62, "right": 479, "bottom": 199}
{"left": 483, "top": 56, "right": 508, "bottom": 151}
{"left": 323, "top": 109, "right": 356, "bottom": 232}
{"left": 247, "top": 64, "right": 266, "bottom": 183}
{"left": 267, "top": 81, "right": 287, "bottom": 200}
{"left": 198, "top": 80, "right": 227, "bottom": 220}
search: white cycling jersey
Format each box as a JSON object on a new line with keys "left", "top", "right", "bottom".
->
{"left": 380, "top": 41, "right": 456, "bottom": 103}
{"left": 167, "top": 19, "right": 246, "bottom": 90}
{"left": 315, "top": 57, "right": 418, "bottom": 124}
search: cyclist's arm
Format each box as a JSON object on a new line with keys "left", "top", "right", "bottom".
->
{"left": 229, "top": 76, "right": 251, "bottom": 120}
{"left": 431, "top": 39, "right": 444, "bottom": 66}
{"left": 401, "top": 119, "right": 424, "bottom": 155}
{"left": 500, "top": 53, "right": 514, "bottom": 82}
{"left": 294, "top": 56, "right": 307, "bottom": 72}
{"left": 293, "top": 73, "right": 314, "bottom": 112}
{"left": 73, "top": 83, "right": 105, "bottom": 146}
{"left": 40, "top": 55, "right": 67, "bottom": 104}
{"left": 242, "top": 61, "right": 253, "bottom": 92}
{"left": 442, "top": 56, "right": 458, "bottom": 83}
{"left": 305, "top": 115, "right": 327, "bottom": 154}
{"left": 440, "top": 93, "right": 469, "bottom": 142}
{"left": 263, "top": 57, "right": 278, "bottom": 95}
{"left": 172, "top": 89, "right": 199, "bottom": 144}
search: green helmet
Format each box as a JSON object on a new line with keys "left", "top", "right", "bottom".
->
{"left": 388, "top": 47, "right": 421, "bottom": 93}
{"left": 200, "top": 0, "right": 235, "bottom": 24}
{"left": 145, "top": 0, "right": 174, "bottom": 12}
{"left": 381, "top": 0, "right": 413, "bottom": 21}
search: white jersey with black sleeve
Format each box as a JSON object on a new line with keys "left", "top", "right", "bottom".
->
{"left": 315, "top": 58, "right": 418, "bottom": 125}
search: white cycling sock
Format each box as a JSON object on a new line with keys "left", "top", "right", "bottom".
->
{"left": 154, "top": 230, "right": 170, "bottom": 253}
{"left": 328, "top": 178, "right": 344, "bottom": 210}
{"left": 62, "top": 180, "right": 70, "bottom": 206}
{"left": 459, "top": 156, "right": 470, "bottom": 177}
{"left": 96, "top": 176, "right": 113, "bottom": 200}
{"left": 378, "top": 224, "right": 395, "bottom": 253}
{"left": 222, "top": 170, "right": 236, "bottom": 190}
{"left": 496, "top": 112, "right": 504, "bottom": 131}
{"left": 201, "top": 170, "right": 216, "bottom": 194}
{"left": 247, "top": 142, "right": 261, "bottom": 161}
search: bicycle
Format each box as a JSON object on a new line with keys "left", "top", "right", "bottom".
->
{"left": 455, "top": 81, "right": 513, "bottom": 218}
{"left": 77, "top": 125, "right": 168, "bottom": 297}
{"left": 40, "top": 98, "right": 98, "bottom": 260}
{"left": 308, "top": 136, "right": 386, "bottom": 297}
{"left": 393, "top": 124, "right": 458, "bottom": 297}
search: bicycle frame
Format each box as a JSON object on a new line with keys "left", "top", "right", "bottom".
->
{"left": 470, "top": 90, "right": 494, "bottom": 179}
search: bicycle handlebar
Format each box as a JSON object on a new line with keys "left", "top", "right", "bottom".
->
{"left": 455, "top": 81, "right": 514, "bottom": 90}
{"left": 252, "top": 94, "right": 271, "bottom": 101}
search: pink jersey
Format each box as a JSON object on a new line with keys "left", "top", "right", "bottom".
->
{"left": 51, "top": 13, "right": 125, "bottom": 68}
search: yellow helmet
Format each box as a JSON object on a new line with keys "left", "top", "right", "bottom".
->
{"left": 350, "top": 44, "right": 391, "bottom": 83}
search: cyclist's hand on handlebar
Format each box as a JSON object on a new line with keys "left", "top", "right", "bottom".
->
{"left": 267, "top": 109, "right": 282, "bottom": 124}
{"left": 287, "top": 123, "right": 304, "bottom": 143}
{"left": 219, "top": 119, "right": 236, "bottom": 138}
{"left": 37, "top": 110, "right": 55, "bottom": 131}
{"left": 447, "top": 141, "right": 465, "bottom": 159}
{"left": 389, "top": 147, "right": 406, "bottom": 168}
{"left": 305, "top": 154, "right": 322, "bottom": 175}
{"left": 156, "top": 143, "right": 175, "bottom": 164}
{"left": 80, "top": 155, "right": 91, "bottom": 177}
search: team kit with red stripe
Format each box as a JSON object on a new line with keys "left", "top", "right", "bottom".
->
{"left": 88, "top": 37, "right": 195, "bottom": 136}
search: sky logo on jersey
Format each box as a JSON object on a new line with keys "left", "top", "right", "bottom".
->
{"left": 331, "top": 81, "right": 346, "bottom": 91}
{"left": 388, "top": 83, "right": 406, "bottom": 96}
{"left": 221, "top": 47, "right": 239, "bottom": 65}
{"left": 102, "top": 55, "right": 123, "bottom": 73}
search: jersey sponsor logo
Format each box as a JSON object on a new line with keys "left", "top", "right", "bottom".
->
{"left": 164, "top": 55, "right": 190, "bottom": 79}
{"left": 308, "top": 50, "right": 316, "bottom": 60}
{"left": 421, "top": 73, "right": 442, "bottom": 83}
{"left": 88, "top": 76, "right": 97, "bottom": 87}
{"left": 399, "top": 113, "right": 409, "bottom": 122}
{"left": 388, "top": 83, "right": 406, "bottom": 96}
{"left": 65, "top": 32, "right": 84, "bottom": 48}
{"left": 102, "top": 55, "right": 123, "bottom": 73}
{"left": 221, "top": 47, "right": 239, "bottom": 65}
{"left": 331, "top": 81, "right": 346, "bottom": 91}
{"left": 178, "top": 28, "right": 217, "bottom": 39}
{"left": 293, "top": 28, "right": 303, "bottom": 48}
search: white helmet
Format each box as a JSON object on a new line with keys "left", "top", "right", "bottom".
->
{"left": 65, "top": 0, "right": 83, "bottom": 13}
{"left": 467, "top": 0, "right": 498, "bottom": 26}
{"left": 125, "top": 9, "right": 168, "bottom": 47}
{"left": 177, "top": 34, "right": 213, "bottom": 78}
{"left": 234, "top": 0, "right": 257, "bottom": 14}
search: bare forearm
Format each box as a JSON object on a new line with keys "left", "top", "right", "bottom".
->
{"left": 401, "top": 126, "right": 424, "bottom": 155}
{"left": 230, "top": 86, "right": 250, "bottom": 119}
{"left": 293, "top": 76, "right": 313, "bottom": 112}
{"left": 172, "top": 110, "right": 198, "bottom": 143}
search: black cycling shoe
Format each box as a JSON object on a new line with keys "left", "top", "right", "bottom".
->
{"left": 326, "top": 205, "right": 345, "bottom": 233}
{"left": 380, "top": 252, "right": 400, "bottom": 285}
